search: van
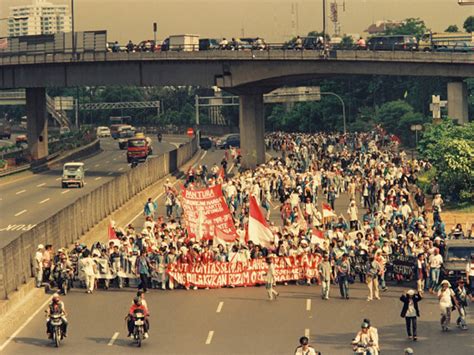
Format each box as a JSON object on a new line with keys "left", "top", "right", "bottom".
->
{"left": 419, "top": 32, "right": 474, "bottom": 52}
{"left": 367, "top": 35, "right": 418, "bottom": 51}
{"left": 441, "top": 240, "right": 474, "bottom": 286}
{"left": 62, "top": 162, "right": 85, "bottom": 188}
{"left": 96, "top": 126, "right": 111, "bottom": 138}
{"left": 199, "top": 38, "right": 220, "bottom": 51}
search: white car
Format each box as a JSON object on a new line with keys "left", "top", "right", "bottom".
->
{"left": 96, "top": 126, "right": 111, "bottom": 138}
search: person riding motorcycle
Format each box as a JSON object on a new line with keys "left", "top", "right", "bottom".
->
{"left": 127, "top": 297, "right": 149, "bottom": 339}
{"left": 46, "top": 293, "right": 68, "bottom": 338}
{"left": 352, "top": 322, "right": 378, "bottom": 355}
{"left": 157, "top": 132, "right": 162, "bottom": 142}
{"left": 53, "top": 253, "right": 73, "bottom": 294}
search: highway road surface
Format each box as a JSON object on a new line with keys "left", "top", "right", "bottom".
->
{"left": 0, "top": 135, "right": 189, "bottom": 247}
{"left": 0, "top": 147, "right": 473, "bottom": 355}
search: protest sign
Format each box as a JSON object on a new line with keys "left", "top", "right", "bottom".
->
{"left": 181, "top": 185, "right": 238, "bottom": 242}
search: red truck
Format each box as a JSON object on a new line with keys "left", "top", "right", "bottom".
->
{"left": 126, "top": 134, "right": 153, "bottom": 163}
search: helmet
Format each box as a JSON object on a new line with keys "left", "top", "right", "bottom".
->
{"left": 299, "top": 336, "right": 309, "bottom": 345}
{"left": 133, "top": 297, "right": 141, "bottom": 305}
{"left": 52, "top": 293, "right": 60, "bottom": 302}
{"left": 361, "top": 322, "right": 369, "bottom": 329}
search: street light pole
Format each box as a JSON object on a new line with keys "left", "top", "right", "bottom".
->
{"left": 322, "top": 0, "right": 326, "bottom": 46}
{"left": 71, "top": 0, "right": 75, "bottom": 59}
{"left": 321, "top": 91, "right": 346, "bottom": 134}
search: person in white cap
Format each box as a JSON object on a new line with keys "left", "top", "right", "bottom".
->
{"left": 400, "top": 289, "right": 422, "bottom": 341}
{"left": 404, "top": 348, "right": 414, "bottom": 355}
{"left": 264, "top": 257, "right": 279, "bottom": 300}
{"left": 35, "top": 244, "right": 45, "bottom": 288}
{"left": 438, "top": 279, "right": 458, "bottom": 331}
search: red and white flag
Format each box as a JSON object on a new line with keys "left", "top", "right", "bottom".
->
{"left": 310, "top": 228, "right": 326, "bottom": 247}
{"left": 248, "top": 195, "right": 274, "bottom": 248}
{"left": 0, "top": 38, "right": 8, "bottom": 50}
{"left": 322, "top": 203, "right": 337, "bottom": 219}
{"left": 108, "top": 220, "right": 117, "bottom": 240}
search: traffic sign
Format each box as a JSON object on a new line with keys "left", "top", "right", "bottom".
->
{"left": 410, "top": 124, "right": 423, "bottom": 131}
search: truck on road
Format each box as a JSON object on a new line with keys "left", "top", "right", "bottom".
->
{"left": 126, "top": 133, "right": 153, "bottom": 163}
{"left": 61, "top": 162, "right": 85, "bottom": 188}
{"left": 162, "top": 34, "right": 199, "bottom": 51}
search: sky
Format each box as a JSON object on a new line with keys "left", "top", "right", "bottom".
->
{"left": 0, "top": 0, "right": 472, "bottom": 43}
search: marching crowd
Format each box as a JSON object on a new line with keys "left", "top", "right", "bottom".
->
{"left": 34, "top": 128, "right": 473, "bottom": 351}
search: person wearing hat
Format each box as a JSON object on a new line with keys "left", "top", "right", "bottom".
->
{"left": 404, "top": 348, "right": 414, "bottom": 355}
{"left": 352, "top": 322, "right": 378, "bottom": 355}
{"left": 318, "top": 253, "right": 333, "bottom": 300}
{"left": 454, "top": 278, "right": 469, "bottom": 330}
{"left": 35, "top": 244, "right": 45, "bottom": 288}
{"left": 79, "top": 249, "right": 97, "bottom": 294}
{"left": 400, "top": 289, "right": 422, "bottom": 341}
{"left": 294, "top": 335, "right": 320, "bottom": 355}
{"left": 438, "top": 279, "right": 458, "bottom": 331}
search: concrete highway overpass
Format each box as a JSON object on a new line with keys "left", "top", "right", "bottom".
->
{"left": 1, "top": 50, "right": 473, "bottom": 168}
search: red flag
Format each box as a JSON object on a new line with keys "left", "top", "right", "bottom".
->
{"left": 322, "top": 203, "right": 337, "bottom": 219}
{"left": 248, "top": 195, "right": 274, "bottom": 248}
{"left": 108, "top": 220, "right": 117, "bottom": 240}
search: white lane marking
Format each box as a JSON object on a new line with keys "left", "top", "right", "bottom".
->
{"left": 216, "top": 301, "right": 224, "bottom": 313}
{"left": 55, "top": 177, "right": 61, "bottom": 181}
{"left": 205, "top": 330, "right": 214, "bottom": 345}
{"left": 14, "top": 210, "right": 27, "bottom": 217}
{"left": 36, "top": 183, "right": 46, "bottom": 187}
{"left": 95, "top": 177, "right": 102, "bottom": 181}
{"left": 85, "top": 168, "right": 89, "bottom": 171}
{"left": 107, "top": 172, "right": 114, "bottom": 175}
{"left": 39, "top": 198, "right": 50, "bottom": 204}
{"left": 200, "top": 150, "right": 207, "bottom": 161}
{"left": 94, "top": 164, "right": 100, "bottom": 167}
{"left": 61, "top": 189, "right": 70, "bottom": 194}
{"left": 273, "top": 204, "right": 280, "bottom": 210}
{"left": 227, "top": 164, "right": 234, "bottom": 174}
{"left": 107, "top": 332, "right": 119, "bottom": 346}
{"left": 306, "top": 299, "right": 311, "bottom": 311}
{"left": 118, "top": 167, "right": 124, "bottom": 171}
{"left": 15, "top": 190, "right": 26, "bottom": 195}
{"left": 305, "top": 328, "right": 310, "bottom": 340}
{"left": 0, "top": 296, "right": 52, "bottom": 352}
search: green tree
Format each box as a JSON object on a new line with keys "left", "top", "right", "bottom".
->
{"left": 445, "top": 24, "right": 459, "bottom": 33}
{"left": 464, "top": 16, "right": 474, "bottom": 33}
{"left": 375, "top": 100, "right": 413, "bottom": 134}
{"left": 385, "top": 18, "right": 427, "bottom": 39}
{"left": 339, "top": 35, "right": 354, "bottom": 49}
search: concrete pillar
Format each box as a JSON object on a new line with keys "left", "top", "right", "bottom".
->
{"left": 26, "top": 88, "right": 48, "bottom": 164}
{"left": 447, "top": 81, "right": 469, "bottom": 124}
{"left": 239, "top": 93, "right": 265, "bottom": 169}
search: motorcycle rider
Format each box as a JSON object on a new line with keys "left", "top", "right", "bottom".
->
{"left": 127, "top": 297, "right": 149, "bottom": 339}
{"left": 45, "top": 293, "right": 68, "bottom": 338}
{"left": 53, "top": 253, "right": 73, "bottom": 294}
{"left": 352, "top": 322, "right": 377, "bottom": 355}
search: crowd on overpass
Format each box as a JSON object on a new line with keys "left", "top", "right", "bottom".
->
{"left": 34, "top": 129, "right": 473, "bottom": 340}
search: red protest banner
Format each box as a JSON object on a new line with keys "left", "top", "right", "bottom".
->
{"left": 181, "top": 184, "right": 237, "bottom": 242}
{"left": 167, "top": 254, "right": 323, "bottom": 289}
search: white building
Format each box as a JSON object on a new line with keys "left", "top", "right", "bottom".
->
{"left": 8, "top": 0, "right": 71, "bottom": 37}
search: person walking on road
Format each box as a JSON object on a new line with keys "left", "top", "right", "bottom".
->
{"left": 400, "top": 289, "right": 422, "bottom": 341}
{"left": 337, "top": 253, "right": 351, "bottom": 299}
{"left": 318, "top": 253, "right": 333, "bottom": 300}
{"left": 143, "top": 197, "right": 157, "bottom": 218}
{"left": 264, "top": 257, "right": 279, "bottom": 301}
{"left": 429, "top": 248, "right": 443, "bottom": 293}
{"left": 454, "top": 279, "right": 469, "bottom": 330}
{"left": 366, "top": 256, "right": 381, "bottom": 301}
{"left": 35, "top": 244, "right": 45, "bottom": 288}
{"left": 438, "top": 279, "right": 457, "bottom": 331}
{"left": 136, "top": 249, "right": 151, "bottom": 292}
{"left": 79, "top": 250, "right": 96, "bottom": 294}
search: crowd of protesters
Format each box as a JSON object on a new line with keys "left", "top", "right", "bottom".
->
{"left": 34, "top": 128, "right": 473, "bottom": 339}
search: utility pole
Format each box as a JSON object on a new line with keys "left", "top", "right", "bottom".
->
{"left": 71, "top": 0, "right": 75, "bottom": 59}
{"left": 322, "top": 0, "right": 326, "bottom": 45}
{"left": 153, "top": 22, "right": 157, "bottom": 45}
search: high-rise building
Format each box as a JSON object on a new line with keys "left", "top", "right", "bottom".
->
{"left": 8, "top": 0, "right": 72, "bottom": 37}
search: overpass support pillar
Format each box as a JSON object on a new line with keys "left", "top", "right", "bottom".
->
{"left": 26, "top": 88, "right": 49, "bottom": 165}
{"left": 447, "top": 81, "right": 469, "bottom": 124}
{"left": 239, "top": 93, "right": 265, "bottom": 169}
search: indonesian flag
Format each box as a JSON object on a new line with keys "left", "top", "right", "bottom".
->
{"left": 310, "top": 228, "right": 326, "bottom": 247}
{"left": 297, "top": 204, "right": 308, "bottom": 230}
{"left": 218, "top": 167, "right": 225, "bottom": 179}
{"left": 322, "top": 203, "right": 337, "bottom": 219}
{"left": 248, "top": 195, "right": 274, "bottom": 248}
{"left": 108, "top": 220, "right": 117, "bottom": 240}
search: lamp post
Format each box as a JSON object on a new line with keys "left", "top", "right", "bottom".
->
{"left": 71, "top": 0, "right": 75, "bottom": 59}
{"left": 321, "top": 91, "right": 346, "bottom": 134}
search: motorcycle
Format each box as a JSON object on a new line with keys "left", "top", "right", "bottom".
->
{"left": 157, "top": 133, "right": 162, "bottom": 142}
{"left": 50, "top": 314, "right": 64, "bottom": 348}
{"left": 132, "top": 312, "right": 146, "bottom": 347}
{"left": 352, "top": 341, "right": 373, "bottom": 355}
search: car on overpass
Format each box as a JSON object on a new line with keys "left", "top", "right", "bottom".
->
{"left": 435, "top": 42, "right": 474, "bottom": 53}
{"left": 367, "top": 35, "right": 418, "bottom": 51}
{"left": 216, "top": 134, "right": 240, "bottom": 149}
{"left": 199, "top": 38, "right": 220, "bottom": 50}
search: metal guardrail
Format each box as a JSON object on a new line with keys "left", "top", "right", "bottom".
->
{"left": 0, "top": 137, "right": 198, "bottom": 299}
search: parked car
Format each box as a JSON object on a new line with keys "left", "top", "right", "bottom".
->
{"left": 435, "top": 41, "right": 474, "bottom": 53}
{"left": 96, "top": 126, "right": 111, "bottom": 138}
{"left": 367, "top": 35, "right": 418, "bottom": 51}
{"left": 199, "top": 136, "right": 213, "bottom": 150}
{"left": 217, "top": 134, "right": 240, "bottom": 149}
{"left": 441, "top": 239, "right": 474, "bottom": 286}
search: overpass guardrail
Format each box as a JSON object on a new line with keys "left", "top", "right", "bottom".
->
{"left": 0, "top": 136, "right": 198, "bottom": 299}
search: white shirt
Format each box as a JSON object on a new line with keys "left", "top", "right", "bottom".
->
{"left": 438, "top": 288, "right": 454, "bottom": 309}
{"left": 80, "top": 257, "right": 96, "bottom": 276}
{"left": 429, "top": 254, "right": 443, "bottom": 269}
{"left": 294, "top": 346, "right": 318, "bottom": 355}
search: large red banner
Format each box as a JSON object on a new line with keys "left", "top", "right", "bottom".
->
{"left": 167, "top": 254, "right": 323, "bottom": 288}
{"left": 181, "top": 184, "right": 237, "bottom": 242}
